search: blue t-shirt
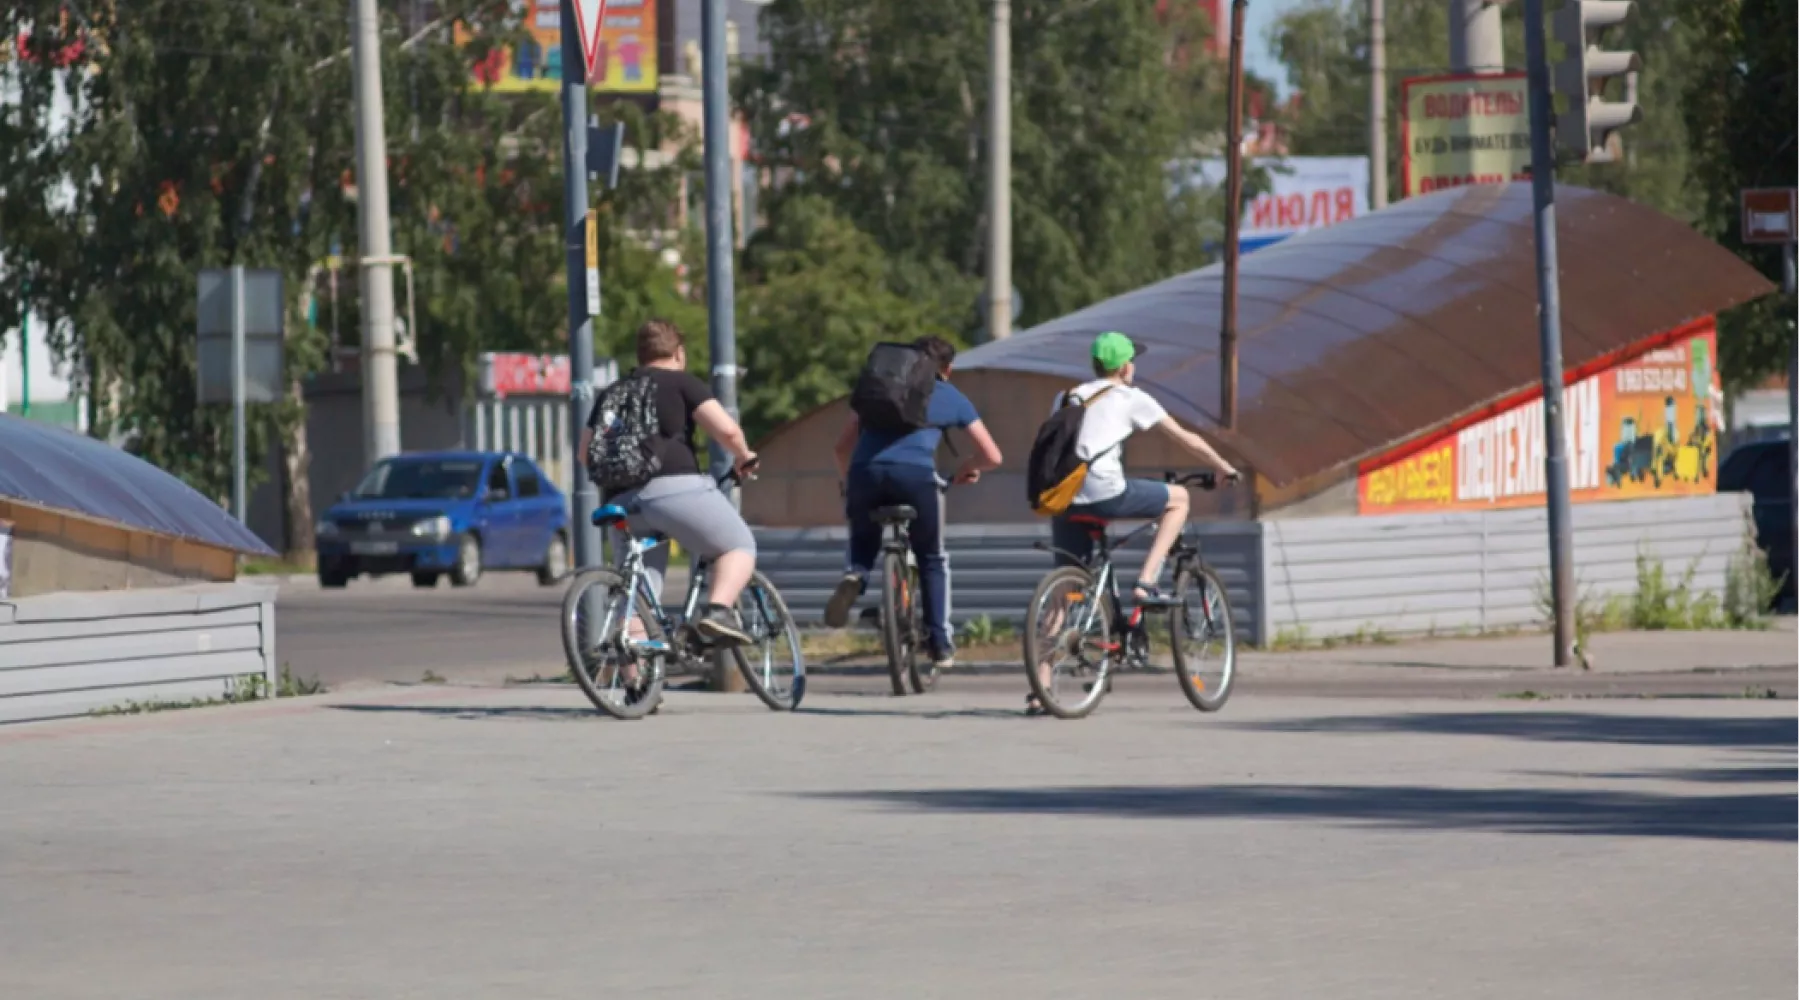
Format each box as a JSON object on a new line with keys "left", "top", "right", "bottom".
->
{"left": 850, "top": 381, "right": 980, "bottom": 470}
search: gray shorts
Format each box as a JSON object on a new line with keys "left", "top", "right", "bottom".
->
{"left": 612, "top": 474, "right": 756, "bottom": 599}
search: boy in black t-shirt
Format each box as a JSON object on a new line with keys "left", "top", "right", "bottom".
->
{"left": 579, "top": 320, "right": 760, "bottom": 645}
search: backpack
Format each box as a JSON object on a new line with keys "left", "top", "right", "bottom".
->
{"left": 849, "top": 342, "right": 938, "bottom": 433}
{"left": 1025, "top": 386, "right": 1114, "bottom": 517}
{"left": 586, "top": 373, "right": 663, "bottom": 492}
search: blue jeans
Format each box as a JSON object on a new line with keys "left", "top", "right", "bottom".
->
{"left": 845, "top": 462, "right": 951, "bottom": 655}
{"left": 1050, "top": 479, "right": 1172, "bottom": 568}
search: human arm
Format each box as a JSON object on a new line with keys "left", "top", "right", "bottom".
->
{"left": 576, "top": 427, "right": 594, "bottom": 468}
{"left": 693, "top": 398, "right": 757, "bottom": 475}
{"left": 833, "top": 413, "right": 861, "bottom": 483}
{"left": 952, "top": 419, "right": 1004, "bottom": 484}
{"left": 1155, "top": 416, "right": 1238, "bottom": 479}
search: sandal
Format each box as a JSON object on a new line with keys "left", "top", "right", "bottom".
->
{"left": 1024, "top": 693, "right": 1047, "bottom": 717}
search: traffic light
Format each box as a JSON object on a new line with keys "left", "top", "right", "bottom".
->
{"left": 1550, "top": 0, "right": 1642, "bottom": 164}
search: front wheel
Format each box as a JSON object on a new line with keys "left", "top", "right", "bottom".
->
{"left": 561, "top": 568, "right": 666, "bottom": 720}
{"left": 1170, "top": 562, "right": 1237, "bottom": 712}
{"left": 536, "top": 532, "right": 568, "bottom": 586}
{"left": 1022, "top": 565, "right": 1114, "bottom": 720}
{"left": 731, "top": 571, "right": 807, "bottom": 711}
{"left": 450, "top": 535, "right": 483, "bottom": 587}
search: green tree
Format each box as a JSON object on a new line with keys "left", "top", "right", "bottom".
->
{"left": 736, "top": 194, "right": 952, "bottom": 443}
{"left": 1681, "top": 0, "right": 1795, "bottom": 390}
{"left": 737, "top": 0, "right": 1225, "bottom": 336}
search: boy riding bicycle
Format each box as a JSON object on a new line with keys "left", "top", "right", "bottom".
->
{"left": 825, "top": 336, "right": 1004, "bottom": 671}
{"left": 1049, "top": 332, "right": 1238, "bottom": 606}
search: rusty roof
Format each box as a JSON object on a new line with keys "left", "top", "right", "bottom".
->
{"left": 958, "top": 182, "right": 1776, "bottom": 488}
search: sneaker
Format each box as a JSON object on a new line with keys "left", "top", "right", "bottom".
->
{"left": 695, "top": 604, "right": 752, "bottom": 647}
{"left": 823, "top": 573, "right": 864, "bottom": 628}
{"left": 1133, "top": 585, "right": 1179, "bottom": 609}
{"left": 928, "top": 640, "right": 956, "bottom": 672}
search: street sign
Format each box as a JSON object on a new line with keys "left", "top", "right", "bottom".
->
{"left": 570, "top": 0, "right": 609, "bottom": 79}
{"left": 584, "top": 210, "right": 601, "bottom": 317}
{"left": 196, "top": 268, "right": 284, "bottom": 404}
{"left": 1740, "top": 188, "right": 1796, "bottom": 245}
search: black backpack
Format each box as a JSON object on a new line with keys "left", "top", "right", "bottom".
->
{"left": 1025, "top": 386, "right": 1114, "bottom": 517}
{"left": 850, "top": 342, "right": 938, "bottom": 433}
{"left": 586, "top": 373, "right": 663, "bottom": 492}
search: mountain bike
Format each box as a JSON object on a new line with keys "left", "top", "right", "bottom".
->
{"left": 560, "top": 468, "right": 805, "bottom": 720}
{"left": 1021, "top": 471, "right": 1236, "bottom": 720}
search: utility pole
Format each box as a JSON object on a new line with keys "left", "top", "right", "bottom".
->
{"left": 1450, "top": 0, "right": 1504, "bottom": 73}
{"left": 985, "top": 0, "right": 1013, "bottom": 342}
{"left": 350, "top": 0, "right": 401, "bottom": 465}
{"left": 1521, "top": 0, "right": 1576, "bottom": 667}
{"left": 1220, "top": 0, "right": 1247, "bottom": 429}
{"left": 560, "top": 0, "right": 601, "bottom": 577}
{"left": 1369, "top": 0, "right": 1388, "bottom": 210}
{"left": 701, "top": 0, "right": 745, "bottom": 692}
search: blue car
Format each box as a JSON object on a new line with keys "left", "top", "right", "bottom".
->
{"left": 315, "top": 451, "right": 570, "bottom": 589}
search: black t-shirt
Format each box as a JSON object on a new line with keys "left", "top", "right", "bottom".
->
{"left": 588, "top": 367, "right": 713, "bottom": 480}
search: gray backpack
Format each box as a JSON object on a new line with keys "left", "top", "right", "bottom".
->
{"left": 586, "top": 374, "right": 662, "bottom": 492}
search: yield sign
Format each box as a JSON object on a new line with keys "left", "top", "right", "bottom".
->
{"left": 570, "top": 0, "right": 609, "bottom": 80}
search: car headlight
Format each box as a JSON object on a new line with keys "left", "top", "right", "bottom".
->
{"left": 315, "top": 519, "right": 340, "bottom": 538}
{"left": 411, "top": 515, "right": 452, "bottom": 540}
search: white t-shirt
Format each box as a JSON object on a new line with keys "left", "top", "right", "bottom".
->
{"left": 1051, "top": 380, "right": 1169, "bottom": 505}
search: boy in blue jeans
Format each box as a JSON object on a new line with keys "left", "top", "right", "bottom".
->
{"left": 825, "top": 337, "right": 1004, "bottom": 669}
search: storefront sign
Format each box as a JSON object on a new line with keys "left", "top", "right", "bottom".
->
{"left": 453, "top": 0, "right": 657, "bottom": 94}
{"left": 1358, "top": 323, "right": 1722, "bottom": 515}
{"left": 481, "top": 353, "right": 571, "bottom": 399}
{"left": 1400, "top": 73, "right": 1531, "bottom": 198}
{"left": 1179, "top": 156, "right": 1370, "bottom": 252}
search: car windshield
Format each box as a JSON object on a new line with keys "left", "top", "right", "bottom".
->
{"left": 352, "top": 459, "right": 485, "bottom": 500}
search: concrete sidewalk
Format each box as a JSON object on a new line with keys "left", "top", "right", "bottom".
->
{"left": 1, "top": 683, "right": 1791, "bottom": 999}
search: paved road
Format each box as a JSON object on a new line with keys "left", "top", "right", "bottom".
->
{"left": 1, "top": 685, "right": 1792, "bottom": 999}
{"left": 276, "top": 578, "right": 1798, "bottom": 700}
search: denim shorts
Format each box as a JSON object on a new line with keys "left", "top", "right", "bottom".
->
{"left": 1050, "top": 479, "right": 1171, "bottom": 566}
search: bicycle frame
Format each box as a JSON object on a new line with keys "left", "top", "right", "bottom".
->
{"left": 605, "top": 533, "right": 710, "bottom": 658}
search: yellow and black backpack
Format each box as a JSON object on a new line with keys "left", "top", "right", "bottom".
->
{"left": 1025, "top": 386, "right": 1113, "bottom": 517}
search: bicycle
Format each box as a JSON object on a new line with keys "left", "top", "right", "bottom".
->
{"left": 1021, "top": 471, "right": 1237, "bottom": 720}
{"left": 560, "top": 468, "right": 805, "bottom": 720}
{"left": 871, "top": 494, "right": 940, "bottom": 697}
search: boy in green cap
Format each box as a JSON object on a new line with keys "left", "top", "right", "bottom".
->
{"left": 1048, "top": 331, "right": 1238, "bottom": 606}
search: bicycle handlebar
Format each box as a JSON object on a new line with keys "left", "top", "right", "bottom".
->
{"left": 1161, "top": 470, "right": 1238, "bottom": 490}
{"left": 719, "top": 456, "right": 761, "bottom": 488}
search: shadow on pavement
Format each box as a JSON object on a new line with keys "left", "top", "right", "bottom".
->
{"left": 809, "top": 783, "right": 1798, "bottom": 842}
{"left": 1234, "top": 711, "right": 1798, "bottom": 749}
{"left": 1519, "top": 765, "right": 1798, "bottom": 785}
{"left": 330, "top": 703, "right": 599, "bottom": 721}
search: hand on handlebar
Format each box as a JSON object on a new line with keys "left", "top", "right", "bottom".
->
{"left": 734, "top": 453, "right": 761, "bottom": 481}
{"left": 952, "top": 467, "right": 982, "bottom": 486}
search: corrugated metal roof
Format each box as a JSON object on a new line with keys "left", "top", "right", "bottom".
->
{"left": 958, "top": 183, "right": 1776, "bottom": 487}
{"left": 0, "top": 416, "right": 274, "bottom": 555}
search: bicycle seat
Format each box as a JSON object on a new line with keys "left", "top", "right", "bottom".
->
{"left": 1065, "top": 514, "right": 1111, "bottom": 528}
{"left": 872, "top": 505, "right": 917, "bottom": 526}
{"left": 591, "top": 503, "right": 630, "bottom": 528}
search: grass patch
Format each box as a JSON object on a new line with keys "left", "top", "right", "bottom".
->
{"left": 1537, "top": 534, "right": 1785, "bottom": 646}
{"left": 239, "top": 553, "right": 316, "bottom": 576}
{"left": 1265, "top": 622, "right": 1396, "bottom": 651}
{"left": 91, "top": 664, "right": 326, "bottom": 716}
{"left": 1499, "top": 690, "right": 1549, "bottom": 700}
{"left": 419, "top": 669, "right": 447, "bottom": 685}
{"left": 958, "top": 614, "right": 1017, "bottom": 646}
{"left": 505, "top": 670, "right": 574, "bottom": 686}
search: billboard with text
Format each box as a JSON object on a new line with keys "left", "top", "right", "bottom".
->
{"left": 1400, "top": 73, "right": 1530, "bottom": 199}
{"left": 1357, "top": 322, "right": 1723, "bottom": 515}
{"left": 1181, "top": 156, "right": 1370, "bottom": 252}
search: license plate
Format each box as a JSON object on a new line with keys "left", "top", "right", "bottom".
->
{"left": 351, "top": 541, "right": 399, "bottom": 556}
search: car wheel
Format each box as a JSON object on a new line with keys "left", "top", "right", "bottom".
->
{"left": 411, "top": 572, "right": 440, "bottom": 589}
{"left": 537, "top": 532, "right": 569, "bottom": 586}
{"left": 318, "top": 571, "right": 349, "bottom": 589}
{"left": 450, "top": 535, "right": 483, "bottom": 587}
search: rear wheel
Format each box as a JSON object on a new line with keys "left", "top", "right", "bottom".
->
{"left": 1022, "top": 566, "right": 1115, "bottom": 719}
{"left": 561, "top": 568, "right": 665, "bottom": 720}
{"left": 731, "top": 572, "right": 807, "bottom": 711}
{"left": 1170, "top": 562, "right": 1237, "bottom": 712}
{"left": 879, "top": 550, "right": 915, "bottom": 696}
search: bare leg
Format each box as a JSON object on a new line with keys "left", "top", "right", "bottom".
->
{"left": 1134, "top": 486, "right": 1190, "bottom": 597}
{"left": 706, "top": 548, "right": 755, "bottom": 607}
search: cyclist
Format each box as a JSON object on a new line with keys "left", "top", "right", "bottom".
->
{"left": 824, "top": 336, "right": 1004, "bottom": 671}
{"left": 576, "top": 318, "right": 760, "bottom": 646}
{"left": 1049, "top": 331, "right": 1238, "bottom": 606}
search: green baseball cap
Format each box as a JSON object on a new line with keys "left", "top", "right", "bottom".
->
{"left": 1091, "top": 331, "right": 1145, "bottom": 372}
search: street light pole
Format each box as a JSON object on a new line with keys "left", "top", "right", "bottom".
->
{"left": 701, "top": 0, "right": 745, "bottom": 693}
{"left": 1450, "top": 0, "right": 1504, "bottom": 74}
{"left": 1220, "top": 0, "right": 1247, "bottom": 430}
{"left": 560, "top": 0, "right": 601, "bottom": 576}
{"left": 985, "top": 0, "right": 1013, "bottom": 342}
{"left": 1369, "top": 0, "right": 1388, "bottom": 210}
{"left": 1522, "top": 0, "right": 1576, "bottom": 667}
{"left": 350, "top": 0, "right": 402, "bottom": 465}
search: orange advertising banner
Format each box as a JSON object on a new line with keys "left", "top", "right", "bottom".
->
{"left": 1357, "top": 324, "right": 1723, "bottom": 515}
